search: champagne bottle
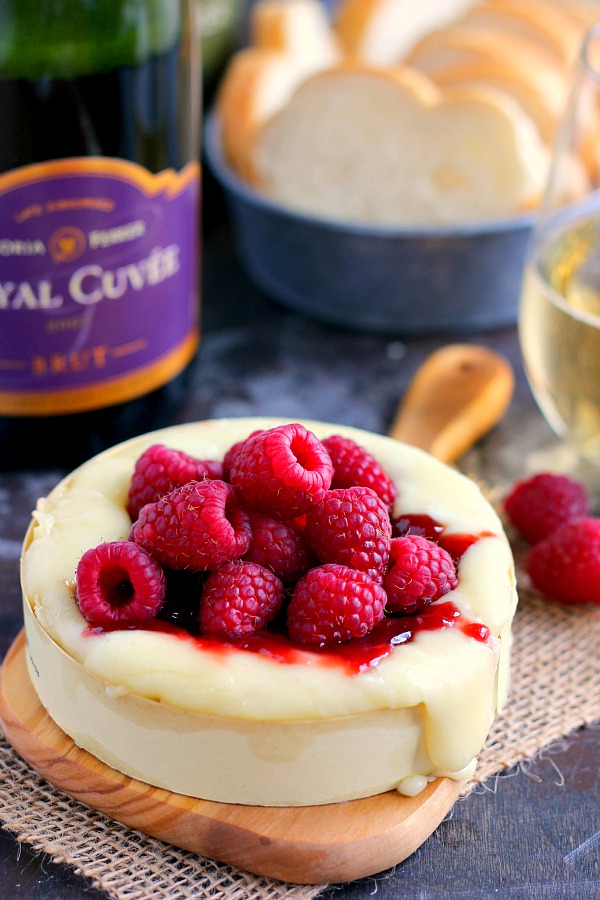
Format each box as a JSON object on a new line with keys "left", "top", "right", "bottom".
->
{"left": 0, "top": 0, "right": 201, "bottom": 469}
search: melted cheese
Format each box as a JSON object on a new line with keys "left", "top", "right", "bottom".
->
{"left": 20, "top": 417, "right": 518, "bottom": 804}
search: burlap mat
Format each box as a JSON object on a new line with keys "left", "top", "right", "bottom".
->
{"left": 1, "top": 556, "right": 599, "bottom": 899}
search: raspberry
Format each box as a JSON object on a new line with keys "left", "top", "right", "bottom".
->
{"left": 76, "top": 540, "right": 166, "bottom": 625}
{"left": 287, "top": 563, "right": 386, "bottom": 645}
{"left": 306, "top": 486, "right": 391, "bottom": 583}
{"left": 243, "top": 511, "right": 316, "bottom": 582}
{"left": 127, "top": 443, "right": 223, "bottom": 520}
{"left": 130, "top": 480, "right": 251, "bottom": 571}
{"left": 384, "top": 535, "right": 458, "bottom": 614}
{"left": 525, "top": 517, "right": 600, "bottom": 605}
{"left": 199, "top": 560, "right": 284, "bottom": 638}
{"left": 222, "top": 429, "right": 264, "bottom": 481}
{"left": 229, "top": 423, "right": 333, "bottom": 517}
{"left": 503, "top": 472, "right": 589, "bottom": 544}
{"left": 322, "top": 435, "right": 397, "bottom": 510}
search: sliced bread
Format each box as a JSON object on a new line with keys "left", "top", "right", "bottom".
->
{"left": 540, "top": 0, "right": 600, "bottom": 28}
{"left": 217, "top": 48, "right": 325, "bottom": 184}
{"left": 457, "top": 0, "right": 584, "bottom": 67}
{"left": 404, "top": 24, "right": 567, "bottom": 79}
{"left": 251, "top": 0, "right": 341, "bottom": 64}
{"left": 333, "top": 0, "right": 476, "bottom": 65}
{"left": 253, "top": 64, "right": 549, "bottom": 225}
{"left": 217, "top": 1, "right": 342, "bottom": 184}
{"left": 426, "top": 55, "right": 568, "bottom": 143}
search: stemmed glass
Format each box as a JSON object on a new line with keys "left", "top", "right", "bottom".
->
{"left": 519, "top": 22, "right": 600, "bottom": 465}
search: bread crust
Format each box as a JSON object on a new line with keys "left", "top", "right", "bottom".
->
{"left": 218, "top": 0, "right": 342, "bottom": 184}
{"left": 334, "top": 0, "right": 384, "bottom": 58}
{"left": 334, "top": 0, "right": 475, "bottom": 64}
{"left": 427, "top": 55, "right": 567, "bottom": 142}
{"left": 405, "top": 24, "right": 567, "bottom": 78}
{"left": 251, "top": 0, "right": 341, "bottom": 60}
{"left": 216, "top": 48, "right": 304, "bottom": 184}
{"left": 459, "top": 0, "right": 583, "bottom": 66}
{"left": 525, "top": 0, "right": 600, "bottom": 27}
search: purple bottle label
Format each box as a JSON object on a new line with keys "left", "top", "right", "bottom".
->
{"left": 0, "top": 157, "right": 200, "bottom": 416}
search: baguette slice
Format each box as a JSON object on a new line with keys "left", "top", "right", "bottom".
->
{"left": 405, "top": 24, "right": 567, "bottom": 78}
{"left": 539, "top": 0, "right": 600, "bottom": 27}
{"left": 333, "top": 0, "right": 476, "bottom": 65}
{"left": 458, "top": 0, "right": 584, "bottom": 66}
{"left": 427, "top": 55, "right": 567, "bottom": 143}
{"left": 251, "top": 0, "right": 341, "bottom": 64}
{"left": 217, "top": 0, "right": 341, "bottom": 185}
{"left": 254, "top": 64, "right": 549, "bottom": 226}
{"left": 217, "top": 48, "right": 327, "bottom": 184}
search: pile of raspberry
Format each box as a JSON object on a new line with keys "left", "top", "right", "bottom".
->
{"left": 503, "top": 471, "right": 600, "bottom": 605}
{"left": 75, "top": 423, "right": 458, "bottom": 646}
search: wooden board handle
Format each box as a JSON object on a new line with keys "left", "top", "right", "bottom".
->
{"left": 388, "top": 344, "right": 514, "bottom": 464}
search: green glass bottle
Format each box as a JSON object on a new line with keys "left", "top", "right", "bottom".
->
{"left": 0, "top": 0, "right": 201, "bottom": 469}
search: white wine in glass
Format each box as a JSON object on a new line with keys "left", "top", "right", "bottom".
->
{"left": 519, "top": 22, "right": 600, "bottom": 462}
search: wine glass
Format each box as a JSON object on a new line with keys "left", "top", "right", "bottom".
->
{"left": 519, "top": 21, "right": 600, "bottom": 466}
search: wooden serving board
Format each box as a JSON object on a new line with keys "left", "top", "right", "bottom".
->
{"left": 1, "top": 345, "right": 512, "bottom": 885}
{"left": 0, "top": 630, "right": 463, "bottom": 885}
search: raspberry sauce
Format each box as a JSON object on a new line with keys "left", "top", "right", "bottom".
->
{"left": 392, "top": 513, "right": 445, "bottom": 541}
{"left": 225, "top": 601, "right": 490, "bottom": 675}
{"left": 86, "top": 598, "right": 491, "bottom": 676}
{"left": 392, "top": 513, "right": 494, "bottom": 562}
{"left": 83, "top": 521, "right": 495, "bottom": 674}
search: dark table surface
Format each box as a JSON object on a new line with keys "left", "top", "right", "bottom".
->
{"left": 1, "top": 160, "right": 599, "bottom": 899}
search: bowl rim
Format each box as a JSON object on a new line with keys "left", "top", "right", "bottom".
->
{"left": 203, "top": 107, "right": 535, "bottom": 239}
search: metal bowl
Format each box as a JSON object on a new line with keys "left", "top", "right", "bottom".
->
{"left": 204, "top": 110, "right": 534, "bottom": 335}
